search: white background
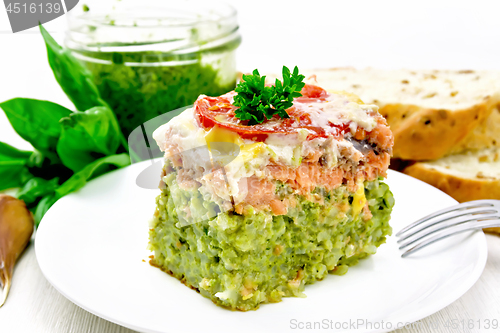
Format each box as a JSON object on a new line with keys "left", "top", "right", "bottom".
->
{"left": 1, "top": 1, "right": 500, "bottom": 332}
{"left": 2, "top": 0, "right": 500, "bottom": 147}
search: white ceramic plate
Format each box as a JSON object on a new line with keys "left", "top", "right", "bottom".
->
{"left": 35, "top": 162, "right": 487, "bottom": 333}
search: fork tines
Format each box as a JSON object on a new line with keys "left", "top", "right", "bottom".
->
{"left": 396, "top": 200, "right": 500, "bottom": 258}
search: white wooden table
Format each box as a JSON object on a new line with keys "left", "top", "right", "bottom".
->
{"left": 1, "top": 1, "right": 500, "bottom": 332}
{"left": 1, "top": 235, "right": 499, "bottom": 333}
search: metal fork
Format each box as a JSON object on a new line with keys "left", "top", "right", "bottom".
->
{"left": 396, "top": 200, "right": 500, "bottom": 258}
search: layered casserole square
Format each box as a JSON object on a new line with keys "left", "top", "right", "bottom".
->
{"left": 149, "top": 80, "right": 394, "bottom": 310}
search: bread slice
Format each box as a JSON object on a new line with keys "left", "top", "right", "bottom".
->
{"left": 404, "top": 147, "right": 500, "bottom": 201}
{"left": 404, "top": 147, "right": 500, "bottom": 233}
{"left": 271, "top": 68, "right": 500, "bottom": 160}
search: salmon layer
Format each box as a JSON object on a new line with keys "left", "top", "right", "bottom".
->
{"left": 166, "top": 147, "right": 391, "bottom": 217}
{"left": 237, "top": 150, "right": 390, "bottom": 215}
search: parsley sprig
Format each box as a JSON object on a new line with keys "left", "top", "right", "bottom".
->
{"left": 233, "top": 66, "right": 306, "bottom": 125}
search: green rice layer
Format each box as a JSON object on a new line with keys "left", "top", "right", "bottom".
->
{"left": 149, "top": 173, "right": 394, "bottom": 311}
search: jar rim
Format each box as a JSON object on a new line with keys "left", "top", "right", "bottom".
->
{"left": 66, "top": 0, "right": 240, "bottom": 53}
{"left": 68, "top": 0, "right": 237, "bottom": 29}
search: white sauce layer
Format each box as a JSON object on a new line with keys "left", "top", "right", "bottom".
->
{"left": 297, "top": 93, "right": 378, "bottom": 134}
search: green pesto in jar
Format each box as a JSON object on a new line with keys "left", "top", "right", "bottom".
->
{"left": 66, "top": 1, "right": 241, "bottom": 136}
{"left": 78, "top": 47, "right": 238, "bottom": 136}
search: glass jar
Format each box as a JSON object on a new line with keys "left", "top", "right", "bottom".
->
{"left": 65, "top": 0, "right": 241, "bottom": 136}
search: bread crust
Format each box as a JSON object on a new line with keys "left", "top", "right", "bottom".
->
{"left": 379, "top": 98, "right": 498, "bottom": 160}
{"left": 484, "top": 227, "right": 500, "bottom": 235}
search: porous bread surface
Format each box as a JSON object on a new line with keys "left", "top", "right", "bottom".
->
{"left": 420, "top": 147, "right": 500, "bottom": 179}
{"left": 451, "top": 106, "right": 500, "bottom": 153}
{"left": 404, "top": 147, "right": 500, "bottom": 203}
{"left": 299, "top": 68, "right": 500, "bottom": 110}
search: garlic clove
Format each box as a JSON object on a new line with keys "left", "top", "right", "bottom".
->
{"left": 0, "top": 195, "right": 34, "bottom": 307}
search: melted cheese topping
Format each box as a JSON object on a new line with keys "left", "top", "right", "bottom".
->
{"left": 295, "top": 93, "right": 378, "bottom": 134}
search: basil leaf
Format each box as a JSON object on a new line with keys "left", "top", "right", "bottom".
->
{"left": 57, "top": 107, "right": 122, "bottom": 172}
{"left": 0, "top": 142, "right": 33, "bottom": 191}
{"left": 0, "top": 165, "right": 31, "bottom": 192}
{"left": 40, "top": 24, "right": 107, "bottom": 111}
{"left": 17, "top": 177, "right": 60, "bottom": 206}
{"left": 0, "top": 142, "right": 32, "bottom": 160}
{"left": 34, "top": 194, "right": 58, "bottom": 227}
{"left": 55, "top": 153, "right": 130, "bottom": 198}
{"left": 0, "top": 98, "right": 72, "bottom": 162}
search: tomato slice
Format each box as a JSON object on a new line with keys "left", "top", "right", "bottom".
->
{"left": 295, "top": 83, "right": 330, "bottom": 102}
{"left": 194, "top": 84, "right": 349, "bottom": 141}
